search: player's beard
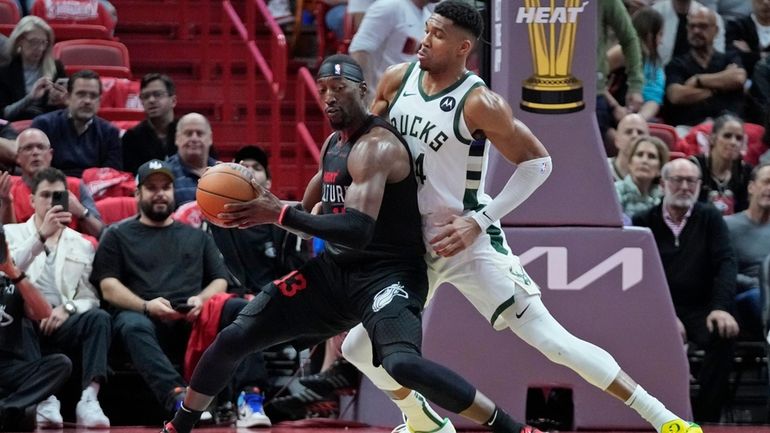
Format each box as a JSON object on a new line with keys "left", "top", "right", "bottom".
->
{"left": 328, "top": 109, "right": 351, "bottom": 130}
{"left": 141, "top": 199, "right": 175, "bottom": 222}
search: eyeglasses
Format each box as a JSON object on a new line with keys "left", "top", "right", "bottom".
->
{"left": 665, "top": 176, "right": 701, "bottom": 186}
{"left": 18, "top": 143, "right": 50, "bottom": 153}
{"left": 21, "top": 38, "right": 48, "bottom": 47}
{"left": 139, "top": 91, "right": 169, "bottom": 101}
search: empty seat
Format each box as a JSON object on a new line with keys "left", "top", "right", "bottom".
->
{"left": 53, "top": 38, "right": 131, "bottom": 78}
{"left": 0, "top": 0, "right": 20, "bottom": 24}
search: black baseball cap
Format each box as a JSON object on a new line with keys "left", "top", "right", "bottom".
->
{"left": 136, "top": 159, "right": 175, "bottom": 185}
{"left": 234, "top": 145, "right": 270, "bottom": 178}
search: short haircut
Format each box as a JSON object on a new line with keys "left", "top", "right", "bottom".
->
{"left": 750, "top": 162, "right": 770, "bottom": 182}
{"left": 434, "top": 0, "right": 484, "bottom": 40}
{"left": 141, "top": 72, "right": 176, "bottom": 96}
{"left": 31, "top": 167, "right": 67, "bottom": 194}
{"left": 68, "top": 69, "right": 102, "bottom": 94}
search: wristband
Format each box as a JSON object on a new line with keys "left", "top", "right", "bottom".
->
{"left": 10, "top": 272, "right": 26, "bottom": 284}
{"left": 277, "top": 204, "right": 290, "bottom": 225}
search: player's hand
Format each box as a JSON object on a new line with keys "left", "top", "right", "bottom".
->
{"left": 218, "top": 179, "right": 282, "bottom": 228}
{"left": 706, "top": 309, "right": 739, "bottom": 339}
{"left": 429, "top": 215, "right": 482, "bottom": 257}
{"left": 39, "top": 305, "right": 70, "bottom": 336}
{"left": 146, "top": 297, "right": 183, "bottom": 320}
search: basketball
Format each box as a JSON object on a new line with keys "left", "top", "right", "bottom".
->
{"left": 196, "top": 163, "right": 257, "bottom": 227}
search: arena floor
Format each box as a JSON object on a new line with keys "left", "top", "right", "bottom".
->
{"left": 7, "top": 423, "right": 770, "bottom": 433}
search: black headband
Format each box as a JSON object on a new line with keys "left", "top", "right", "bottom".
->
{"left": 317, "top": 57, "right": 365, "bottom": 83}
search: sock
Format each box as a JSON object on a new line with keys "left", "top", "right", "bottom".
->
{"left": 624, "top": 385, "right": 678, "bottom": 433}
{"left": 168, "top": 404, "right": 203, "bottom": 433}
{"left": 393, "top": 391, "right": 445, "bottom": 432}
{"left": 81, "top": 382, "right": 100, "bottom": 402}
{"left": 485, "top": 407, "right": 525, "bottom": 433}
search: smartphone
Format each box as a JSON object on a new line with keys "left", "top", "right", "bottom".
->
{"left": 55, "top": 77, "right": 69, "bottom": 88}
{"left": 51, "top": 190, "right": 69, "bottom": 212}
{"left": 173, "top": 303, "right": 194, "bottom": 313}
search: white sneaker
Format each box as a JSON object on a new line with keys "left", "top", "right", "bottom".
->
{"left": 236, "top": 388, "right": 271, "bottom": 428}
{"left": 76, "top": 398, "right": 110, "bottom": 428}
{"left": 268, "top": 0, "right": 293, "bottom": 24}
{"left": 36, "top": 395, "right": 63, "bottom": 429}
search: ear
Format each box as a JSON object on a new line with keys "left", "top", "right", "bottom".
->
{"left": 458, "top": 38, "right": 473, "bottom": 57}
{"left": 29, "top": 193, "right": 34, "bottom": 208}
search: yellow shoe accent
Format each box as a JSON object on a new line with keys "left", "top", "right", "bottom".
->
{"left": 661, "top": 419, "right": 703, "bottom": 433}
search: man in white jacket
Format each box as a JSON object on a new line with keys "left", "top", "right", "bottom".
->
{"left": 4, "top": 167, "right": 111, "bottom": 429}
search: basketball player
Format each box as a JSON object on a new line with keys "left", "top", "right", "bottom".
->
{"left": 341, "top": 2, "right": 703, "bottom": 433}
{"left": 161, "top": 55, "right": 540, "bottom": 433}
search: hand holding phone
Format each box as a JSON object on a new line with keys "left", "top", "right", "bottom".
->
{"left": 51, "top": 190, "right": 69, "bottom": 212}
{"left": 172, "top": 302, "right": 194, "bottom": 313}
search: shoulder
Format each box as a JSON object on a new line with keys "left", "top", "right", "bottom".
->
{"left": 31, "top": 109, "right": 60, "bottom": 126}
{"left": 64, "top": 228, "right": 96, "bottom": 252}
{"left": 355, "top": 124, "right": 408, "bottom": 161}
{"left": 463, "top": 86, "right": 512, "bottom": 124}
{"left": 3, "top": 222, "right": 28, "bottom": 238}
{"left": 380, "top": 62, "right": 411, "bottom": 89}
{"left": 95, "top": 116, "right": 119, "bottom": 132}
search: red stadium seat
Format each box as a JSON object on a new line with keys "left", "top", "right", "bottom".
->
{"left": 648, "top": 122, "right": 681, "bottom": 152}
{"left": 53, "top": 39, "right": 131, "bottom": 78}
{"left": 94, "top": 196, "right": 137, "bottom": 225}
{"left": 0, "top": 0, "right": 20, "bottom": 25}
{"left": 51, "top": 23, "right": 112, "bottom": 41}
{"left": 31, "top": 0, "right": 115, "bottom": 35}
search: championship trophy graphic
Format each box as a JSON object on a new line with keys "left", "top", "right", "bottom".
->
{"left": 519, "top": 0, "right": 587, "bottom": 114}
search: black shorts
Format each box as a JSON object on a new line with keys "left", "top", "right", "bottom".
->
{"left": 233, "top": 253, "right": 428, "bottom": 363}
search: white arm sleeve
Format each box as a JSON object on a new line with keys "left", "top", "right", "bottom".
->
{"left": 470, "top": 156, "right": 552, "bottom": 231}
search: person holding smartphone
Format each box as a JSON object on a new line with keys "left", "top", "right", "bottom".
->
{"left": 4, "top": 167, "right": 111, "bottom": 428}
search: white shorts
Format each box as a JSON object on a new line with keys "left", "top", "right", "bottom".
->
{"left": 425, "top": 227, "right": 541, "bottom": 330}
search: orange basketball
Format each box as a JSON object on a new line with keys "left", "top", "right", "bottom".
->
{"left": 196, "top": 163, "right": 257, "bottom": 227}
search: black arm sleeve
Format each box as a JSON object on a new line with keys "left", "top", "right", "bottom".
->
{"left": 282, "top": 207, "right": 375, "bottom": 250}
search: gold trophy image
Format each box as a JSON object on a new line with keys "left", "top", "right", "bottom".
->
{"left": 519, "top": 0, "right": 586, "bottom": 114}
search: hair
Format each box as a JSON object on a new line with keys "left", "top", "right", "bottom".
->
{"left": 141, "top": 72, "right": 176, "bottom": 96}
{"left": 662, "top": 157, "right": 701, "bottom": 179}
{"left": 7, "top": 16, "right": 57, "bottom": 79}
{"left": 31, "top": 167, "right": 67, "bottom": 194}
{"left": 626, "top": 135, "right": 670, "bottom": 167}
{"left": 750, "top": 162, "right": 770, "bottom": 182}
{"left": 632, "top": 7, "right": 663, "bottom": 66}
{"left": 67, "top": 69, "right": 103, "bottom": 94}
{"left": 434, "top": 0, "right": 483, "bottom": 40}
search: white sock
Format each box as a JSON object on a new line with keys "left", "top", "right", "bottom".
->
{"left": 81, "top": 382, "right": 100, "bottom": 402}
{"left": 393, "top": 391, "right": 444, "bottom": 432}
{"left": 625, "top": 385, "right": 678, "bottom": 433}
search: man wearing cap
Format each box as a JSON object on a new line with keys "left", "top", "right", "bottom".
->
{"left": 91, "top": 159, "right": 231, "bottom": 415}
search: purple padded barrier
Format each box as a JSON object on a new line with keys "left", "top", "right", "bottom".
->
{"left": 353, "top": 227, "right": 691, "bottom": 430}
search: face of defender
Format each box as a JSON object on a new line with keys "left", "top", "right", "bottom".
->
{"left": 317, "top": 76, "right": 366, "bottom": 130}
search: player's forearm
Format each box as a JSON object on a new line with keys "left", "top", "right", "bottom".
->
{"left": 279, "top": 205, "right": 375, "bottom": 249}
{"left": 471, "top": 156, "right": 552, "bottom": 230}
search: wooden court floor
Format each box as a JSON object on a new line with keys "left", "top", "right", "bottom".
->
{"left": 6, "top": 422, "right": 770, "bottom": 433}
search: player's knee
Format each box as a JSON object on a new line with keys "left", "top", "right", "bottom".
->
{"left": 380, "top": 351, "right": 423, "bottom": 389}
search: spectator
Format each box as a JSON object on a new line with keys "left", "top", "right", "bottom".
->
{"left": 749, "top": 55, "right": 770, "bottom": 124}
{"left": 0, "top": 16, "right": 66, "bottom": 122}
{"left": 608, "top": 7, "right": 666, "bottom": 123}
{"left": 653, "top": 0, "right": 726, "bottom": 66}
{"left": 30, "top": 69, "right": 122, "bottom": 177}
{"left": 664, "top": 7, "right": 746, "bottom": 129}
{"left": 349, "top": 0, "right": 437, "bottom": 97}
{"left": 4, "top": 167, "right": 110, "bottom": 428}
{"left": 28, "top": 0, "right": 117, "bottom": 35}
{"left": 608, "top": 113, "right": 649, "bottom": 181}
{"left": 207, "top": 145, "right": 309, "bottom": 294}
{"left": 166, "top": 113, "right": 216, "bottom": 206}
{"left": 121, "top": 73, "right": 178, "bottom": 175}
{"left": 633, "top": 158, "right": 738, "bottom": 422}
{"left": 0, "top": 217, "right": 72, "bottom": 432}
{"left": 726, "top": 0, "right": 770, "bottom": 78}
{"left": 0, "top": 120, "right": 18, "bottom": 172}
{"left": 347, "top": 0, "right": 375, "bottom": 32}
{"left": 615, "top": 135, "right": 670, "bottom": 218}
{"left": 724, "top": 163, "right": 770, "bottom": 338}
{"left": 691, "top": 113, "right": 752, "bottom": 215}
{"left": 700, "top": 0, "right": 753, "bottom": 22}
{"left": 91, "top": 160, "right": 265, "bottom": 418}
{"left": 1, "top": 129, "right": 104, "bottom": 239}
{"left": 596, "top": 0, "right": 644, "bottom": 146}
{"left": 323, "top": 0, "right": 348, "bottom": 40}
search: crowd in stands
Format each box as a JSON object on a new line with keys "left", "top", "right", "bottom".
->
{"left": 1, "top": 0, "right": 770, "bottom": 430}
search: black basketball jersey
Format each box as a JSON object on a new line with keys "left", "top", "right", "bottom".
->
{"left": 321, "top": 115, "right": 424, "bottom": 263}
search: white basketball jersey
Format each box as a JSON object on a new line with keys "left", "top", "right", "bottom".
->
{"left": 388, "top": 63, "right": 502, "bottom": 249}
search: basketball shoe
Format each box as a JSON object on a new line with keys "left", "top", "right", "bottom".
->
{"left": 661, "top": 419, "right": 703, "bottom": 433}
{"left": 391, "top": 414, "right": 455, "bottom": 433}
